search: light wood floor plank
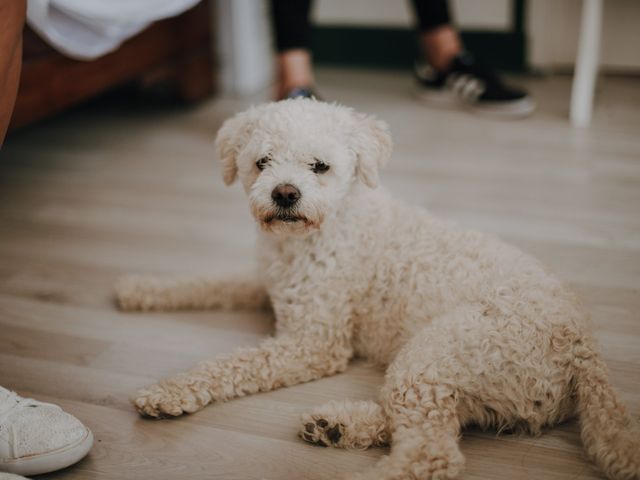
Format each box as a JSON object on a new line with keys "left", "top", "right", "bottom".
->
{"left": 0, "top": 71, "right": 638, "bottom": 479}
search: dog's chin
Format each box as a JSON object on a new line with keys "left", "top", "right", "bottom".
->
{"left": 258, "top": 213, "right": 321, "bottom": 235}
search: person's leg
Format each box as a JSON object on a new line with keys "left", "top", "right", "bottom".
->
{"left": 0, "top": 0, "right": 26, "bottom": 144}
{"left": 410, "top": 0, "right": 535, "bottom": 117}
{"left": 411, "top": 0, "right": 461, "bottom": 71}
{"left": 270, "top": 0, "right": 315, "bottom": 99}
{"left": 0, "top": 11, "right": 94, "bottom": 466}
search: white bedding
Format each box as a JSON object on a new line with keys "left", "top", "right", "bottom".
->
{"left": 27, "top": 0, "right": 201, "bottom": 60}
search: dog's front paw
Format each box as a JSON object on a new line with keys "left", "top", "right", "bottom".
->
{"left": 132, "top": 379, "right": 210, "bottom": 418}
{"left": 114, "top": 275, "right": 155, "bottom": 311}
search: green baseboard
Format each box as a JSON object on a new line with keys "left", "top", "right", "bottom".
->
{"left": 311, "top": 26, "right": 527, "bottom": 72}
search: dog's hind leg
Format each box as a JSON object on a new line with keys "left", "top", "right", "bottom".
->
{"left": 114, "top": 274, "right": 269, "bottom": 311}
{"left": 369, "top": 380, "right": 464, "bottom": 480}
{"left": 300, "top": 399, "right": 389, "bottom": 449}
{"left": 347, "top": 308, "right": 485, "bottom": 480}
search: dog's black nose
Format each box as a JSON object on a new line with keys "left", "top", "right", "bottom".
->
{"left": 271, "top": 184, "right": 301, "bottom": 208}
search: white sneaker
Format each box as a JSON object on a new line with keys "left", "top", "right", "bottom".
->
{"left": 0, "top": 387, "right": 93, "bottom": 476}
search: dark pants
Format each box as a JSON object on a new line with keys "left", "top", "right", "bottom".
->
{"left": 271, "top": 0, "right": 452, "bottom": 52}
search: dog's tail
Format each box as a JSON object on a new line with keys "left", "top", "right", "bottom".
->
{"left": 574, "top": 345, "right": 639, "bottom": 480}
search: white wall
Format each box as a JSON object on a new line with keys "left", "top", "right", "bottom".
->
{"left": 313, "top": 0, "right": 512, "bottom": 30}
{"left": 528, "top": 0, "right": 640, "bottom": 72}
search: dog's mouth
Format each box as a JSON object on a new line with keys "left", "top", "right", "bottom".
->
{"left": 264, "top": 214, "right": 306, "bottom": 224}
{"left": 259, "top": 209, "right": 321, "bottom": 233}
{"left": 253, "top": 203, "right": 323, "bottom": 233}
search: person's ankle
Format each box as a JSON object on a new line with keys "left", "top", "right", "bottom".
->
{"left": 420, "top": 25, "right": 462, "bottom": 72}
{"left": 277, "top": 48, "right": 315, "bottom": 98}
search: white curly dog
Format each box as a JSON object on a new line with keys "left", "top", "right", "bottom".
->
{"left": 116, "top": 99, "right": 638, "bottom": 480}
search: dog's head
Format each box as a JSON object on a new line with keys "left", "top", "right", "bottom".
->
{"left": 215, "top": 99, "right": 392, "bottom": 235}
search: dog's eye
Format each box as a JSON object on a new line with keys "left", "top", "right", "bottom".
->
{"left": 312, "top": 159, "right": 330, "bottom": 174}
{"left": 256, "top": 157, "right": 269, "bottom": 171}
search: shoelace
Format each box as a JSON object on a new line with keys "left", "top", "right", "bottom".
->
{"left": 0, "top": 390, "right": 41, "bottom": 458}
{"left": 0, "top": 390, "right": 21, "bottom": 420}
{"left": 0, "top": 390, "right": 39, "bottom": 422}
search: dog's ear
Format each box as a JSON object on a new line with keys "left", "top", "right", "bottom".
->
{"left": 350, "top": 112, "right": 392, "bottom": 188}
{"left": 215, "top": 109, "right": 255, "bottom": 185}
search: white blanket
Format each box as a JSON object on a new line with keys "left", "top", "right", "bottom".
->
{"left": 27, "top": 0, "right": 201, "bottom": 60}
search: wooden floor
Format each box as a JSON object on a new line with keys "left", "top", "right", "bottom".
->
{"left": 1, "top": 69, "right": 639, "bottom": 480}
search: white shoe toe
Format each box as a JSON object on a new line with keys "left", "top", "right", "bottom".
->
{"left": 0, "top": 388, "right": 93, "bottom": 476}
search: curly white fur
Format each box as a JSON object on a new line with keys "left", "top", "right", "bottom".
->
{"left": 116, "top": 99, "right": 639, "bottom": 480}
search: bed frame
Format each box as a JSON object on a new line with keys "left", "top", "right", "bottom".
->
{"left": 10, "top": 0, "right": 214, "bottom": 130}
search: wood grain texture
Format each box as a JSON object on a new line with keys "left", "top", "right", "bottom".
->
{"left": 0, "top": 70, "right": 638, "bottom": 479}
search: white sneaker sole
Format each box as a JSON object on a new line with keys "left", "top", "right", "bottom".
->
{"left": 416, "top": 88, "right": 536, "bottom": 119}
{"left": 0, "top": 428, "right": 93, "bottom": 476}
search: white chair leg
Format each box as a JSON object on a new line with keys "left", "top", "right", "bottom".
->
{"left": 570, "top": 0, "right": 603, "bottom": 128}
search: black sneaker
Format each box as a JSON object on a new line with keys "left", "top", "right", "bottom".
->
{"left": 415, "top": 53, "right": 535, "bottom": 118}
{"left": 281, "top": 87, "right": 321, "bottom": 101}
